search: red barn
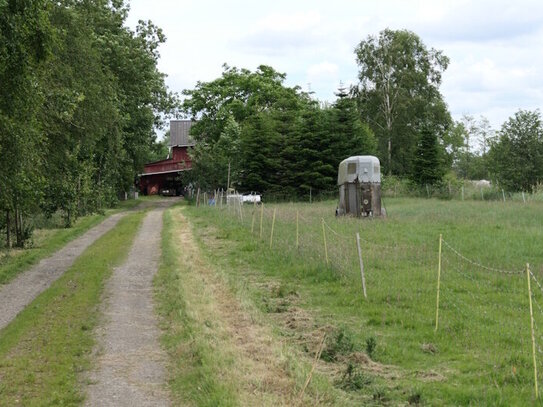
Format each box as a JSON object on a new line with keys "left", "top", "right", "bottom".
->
{"left": 138, "top": 120, "right": 195, "bottom": 195}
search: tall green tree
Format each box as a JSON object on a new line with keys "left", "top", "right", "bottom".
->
{"left": 412, "top": 125, "right": 444, "bottom": 186}
{"left": 182, "top": 65, "right": 307, "bottom": 192}
{"left": 38, "top": 0, "right": 175, "bottom": 221}
{"left": 328, "top": 86, "right": 376, "bottom": 163}
{"left": 183, "top": 64, "right": 300, "bottom": 144}
{"left": 182, "top": 67, "right": 377, "bottom": 196}
{"left": 239, "top": 111, "right": 280, "bottom": 192}
{"left": 0, "top": 0, "right": 51, "bottom": 246}
{"left": 1, "top": 0, "right": 175, "bottom": 242}
{"left": 189, "top": 116, "right": 241, "bottom": 190}
{"left": 488, "top": 110, "right": 543, "bottom": 192}
{"left": 354, "top": 28, "right": 451, "bottom": 176}
{"left": 450, "top": 115, "right": 494, "bottom": 180}
{"left": 283, "top": 102, "right": 333, "bottom": 194}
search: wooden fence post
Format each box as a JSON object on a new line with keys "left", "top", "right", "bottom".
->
{"left": 259, "top": 203, "right": 264, "bottom": 239}
{"left": 296, "top": 210, "right": 299, "bottom": 250}
{"left": 321, "top": 218, "right": 329, "bottom": 266}
{"left": 435, "top": 234, "right": 443, "bottom": 332}
{"left": 356, "top": 233, "right": 367, "bottom": 299}
{"left": 269, "top": 208, "right": 277, "bottom": 249}
{"left": 251, "top": 204, "right": 256, "bottom": 234}
{"left": 238, "top": 194, "right": 243, "bottom": 222}
{"left": 527, "top": 263, "right": 539, "bottom": 399}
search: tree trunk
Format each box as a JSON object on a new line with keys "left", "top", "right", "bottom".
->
{"left": 6, "top": 210, "right": 10, "bottom": 249}
{"left": 388, "top": 137, "right": 392, "bottom": 175}
{"left": 15, "top": 205, "right": 21, "bottom": 247}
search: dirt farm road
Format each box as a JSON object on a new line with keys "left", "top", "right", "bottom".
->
{"left": 1, "top": 199, "right": 304, "bottom": 405}
{"left": 0, "top": 212, "right": 126, "bottom": 331}
{"left": 84, "top": 201, "right": 173, "bottom": 406}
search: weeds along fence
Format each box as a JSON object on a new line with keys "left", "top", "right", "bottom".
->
{"left": 195, "top": 199, "right": 543, "bottom": 398}
{"left": 381, "top": 177, "right": 543, "bottom": 204}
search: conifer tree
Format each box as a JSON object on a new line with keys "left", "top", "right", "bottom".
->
{"left": 413, "top": 126, "right": 444, "bottom": 186}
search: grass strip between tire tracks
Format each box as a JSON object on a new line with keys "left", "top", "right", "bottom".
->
{"left": 0, "top": 210, "right": 145, "bottom": 406}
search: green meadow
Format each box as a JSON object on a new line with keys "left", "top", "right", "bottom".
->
{"left": 183, "top": 198, "right": 543, "bottom": 406}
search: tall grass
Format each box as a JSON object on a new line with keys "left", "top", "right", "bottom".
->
{"left": 186, "top": 198, "right": 543, "bottom": 405}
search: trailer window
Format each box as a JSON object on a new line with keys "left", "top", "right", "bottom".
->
{"left": 347, "top": 163, "right": 357, "bottom": 174}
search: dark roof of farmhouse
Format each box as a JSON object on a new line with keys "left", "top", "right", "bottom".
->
{"left": 170, "top": 120, "right": 196, "bottom": 147}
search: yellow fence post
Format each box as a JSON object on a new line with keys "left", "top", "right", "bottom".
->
{"left": 269, "top": 208, "right": 277, "bottom": 249}
{"left": 435, "top": 234, "right": 442, "bottom": 332}
{"left": 527, "top": 263, "right": 539, "bottom": 399}
{"left": 321, "top": 218, "right": 329, "bottom": 266}
{"left": 259, "top": 203, "right": 264, "bottom": 239}
{"left": 251, "top": 207, "right": 256, "bottom": 234}
{"left": 296, "top": 210, "right": 299, "bottom": 250}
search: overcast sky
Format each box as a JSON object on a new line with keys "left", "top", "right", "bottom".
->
{"left": 125, "top": 0, "right": 543, "bottom": 129}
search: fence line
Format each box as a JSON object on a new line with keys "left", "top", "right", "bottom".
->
{"left": 198, "top": 201, "right": 543, "bottom": 399}
{"left": 442, "top": 238, "right": 524, "bottom": 275}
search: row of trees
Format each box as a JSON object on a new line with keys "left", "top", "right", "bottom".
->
{"left": 182, "top": 65, "right": 376, "bottom": 196}
{"left": 455, "top": 110, "right": 543, "bottom": 192}
{"left": 183, "top": 29, "right": 543, "bottom": 196}
{"left": 182, "top": 29, "right": 454, "bottom": 194}
{"left": 0, "top": 0, "right": 174, "bottom": 247}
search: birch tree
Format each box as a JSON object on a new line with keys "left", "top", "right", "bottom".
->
{"left": 355, "top": 29, "right": 450, "bottom": 176}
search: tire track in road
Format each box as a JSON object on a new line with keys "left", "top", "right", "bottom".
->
{"left": 84, "top": 206, "right": 171, "bottom": 407}
{"left": 0, "top": 213, "right": 126, "bottom": 331}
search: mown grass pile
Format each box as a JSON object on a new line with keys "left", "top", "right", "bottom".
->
{"left": 185, "top": 198, "right": 543, "bottom": 405}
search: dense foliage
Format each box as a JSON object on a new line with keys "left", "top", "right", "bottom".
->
{"left": 488, "top": 110, "right": 543, "bottom": 192}
{"left": 183, "top": 29, "right": 456, "bottom": 194}
{"left": 182, "top": 65, "right": 376, "bottom": 196}
{"left": 354, "top": 29, "right": 452, "bottom": 177}
{"left": 182, "top": 30, "right": 543, "bottom": 196}
{"left": 0, "top": 0, "right": 174, "bottom": 246}
{"left": 3, "top": 7, "right": 543, "bottom": 248}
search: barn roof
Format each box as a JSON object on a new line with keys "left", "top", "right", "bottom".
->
{"left": 170, "top": 120, "right": 196, "bottom": 147}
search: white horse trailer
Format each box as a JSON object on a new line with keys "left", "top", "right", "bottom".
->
{"left": 337, "top": 156, "right": 383, "bottom": 217}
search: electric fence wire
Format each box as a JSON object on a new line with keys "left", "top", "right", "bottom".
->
{"left": 442, "top": 238, "right": 524, "bottom": 275}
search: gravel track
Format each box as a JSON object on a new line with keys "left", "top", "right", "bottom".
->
{"left": 0, "top": 212, "right": 126, "bottom": 331}
{"left": 84, "top": 204, "right": 172, "bottom": 406}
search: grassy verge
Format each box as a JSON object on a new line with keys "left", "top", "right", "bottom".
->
{"left": 0, "top": 211, "right": 145, "bottom": 406}
{"left": 183, "top": 198, "right": 543, "bottom": 406}
{"left": 154, "top": 206, "right": 239, "bottom": 406}
{"left": 157, "top": 206, "right": 373, "bottom": 406}
{"left": 0, "top": 199, "right": 141, "bottom": 285}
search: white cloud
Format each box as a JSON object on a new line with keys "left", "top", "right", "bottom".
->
{"left": 126, "top": 0, "right": 543, "bottom": 128}
{"left": 307, "top": 62, "right": 339, "bottom": 78}
{"left": 252, "top": 11, "right": 321, "bottom": 32}
{"left": 236, "top": 11, "right": 324, "bottom": 56}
